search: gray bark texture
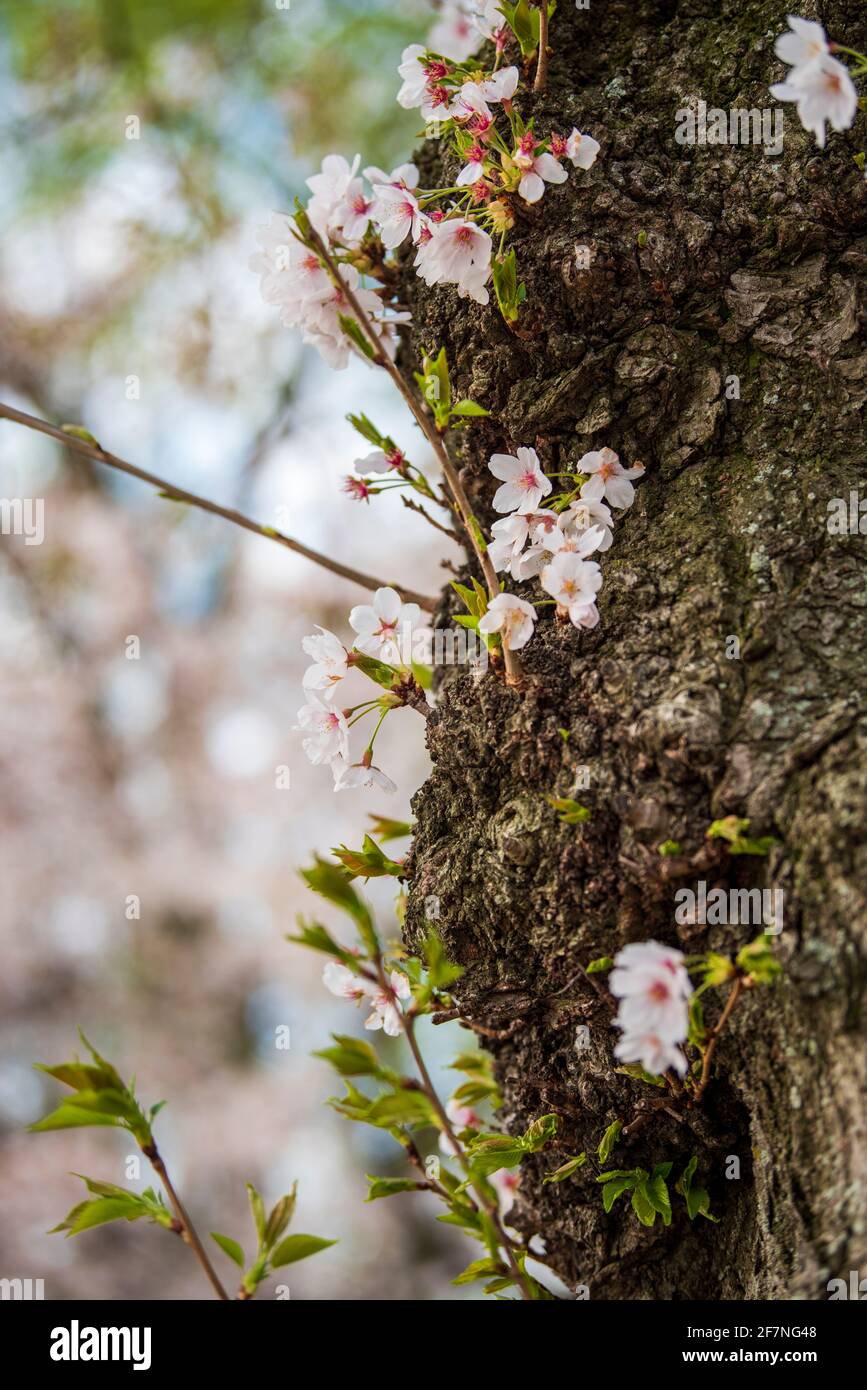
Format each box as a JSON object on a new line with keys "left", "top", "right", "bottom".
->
{"left": 400, "top": 0, "right": 867, "bottom": 1299}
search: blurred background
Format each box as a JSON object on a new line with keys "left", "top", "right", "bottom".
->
{"left": 0, "top": 0, "right": 474, "bottom": 1299}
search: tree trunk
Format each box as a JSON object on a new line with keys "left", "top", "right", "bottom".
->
{"left": 402, "top": 0, "right": 867, "bottom": 1299}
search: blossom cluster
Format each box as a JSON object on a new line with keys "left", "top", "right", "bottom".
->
{"left": 478, "top": 445, "right": 645, "bottom": 650}
{"left": 769, "top": 16, "right": 858, "bottom": 147}
{"left": 323, "top": 960, "right": 411, "bottom": 1037}
{"left": 296, "top": 587, "right": 430, "bottom": 793}
{"left": 609, "top": 941, "right": 692, "bottom": 1077}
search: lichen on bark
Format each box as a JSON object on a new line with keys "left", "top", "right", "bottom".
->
{"left": 400, "top": 0, "right": 867, "bottom": 1298}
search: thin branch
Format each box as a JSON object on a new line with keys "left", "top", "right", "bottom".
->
{"left": 401, "top": 494, "right": 461, "bottom": 544}
{"left": 534, "top": 4, "right": 550, "bottom": 93}
{"left": 0, "top": 401, "right": 437, "bottom": 612}
{"left": 142, "top": 1142, "right": 229, "bottom": 1300}
{"left": 401, "top": 1009, "right": 533, "bottom": 1300}
{"left": 691, "top": 975, "right": 750, "bottom": 1104}
{"left": 307, "top": 230, "right": 524, "bottom": 686}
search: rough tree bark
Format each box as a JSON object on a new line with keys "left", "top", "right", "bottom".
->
{"left": 401, "top": 0, "right": 866, "bottom": 1299}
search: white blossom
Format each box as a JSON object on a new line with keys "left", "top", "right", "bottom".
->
{"left": 295, "top": 694, "right": 350, "bottom": 765}
{"left": 561, "top": 497, "right": 615, "bottom": 551}
{"left": 414, "top": 218, "right": 493, "bottom": 304}
{"left": 478, "top": 592, "right": 538, "bottom": 651}
{"left": 489, "top": 446, "right": 552, "bottom": 514}
{"left": 302, "top": 626, "right": 349, "bottom": 699}
{"left": 614, "top": 1028, "right": 688, "bottom": 1078}
{"left": 363, "top": 162, "right": 419, "bottom": 190}
{"left": 332, "top": 756, "right": 398, "bottom": 795}
{"left": 566, "top": 129, "right": 601, "bottom": 169}
{"left": 478, "top": 66, "right": 519, "bottom": 102}
{"left": 397, "top": 45, "right": 458, "bottom": 121}
{"left": 322, "top": 961, "right": 371, "bottom": 1002}
{"left": 770, "top": 52, "right": 857, "bottom": 147}
{"left": 513, "top": 136, "right": 568, "bottom": 204}
{"left": 364, "top": 970, "right": 412, "bottom": 1036}
{"left": 306, "top": 153, "right": 361, "bottom": 239}
{"left": 540, "top": 549, "right": 603, "bottom": 628}
{"left": 610, "top": 941, "right": 692, "bottom": 1041}
{"left": 428, "top": 3, "right": 481, "bottom": 63}
{"left": 371, "top": 183, "right": 425, "bottom": 248}
{"left": 774, "top": 15, "right": 830, "bottom": 72}
{"left": 349, "top": 586, "right": 420, "bottom": 664}
{"left": 578, "top": 448, "right": 645, "bottom": 510}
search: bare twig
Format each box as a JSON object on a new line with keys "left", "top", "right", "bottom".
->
{"left": 534, "top": 4, "right": 550, "bottom": 93}
{"left": 142, "top": 1142, "right": 229, "bottom": 1300}
{"left": 401, "top": 494, "right": 461, "bottom": 544}
{"left": 691, "top": 976, "right": 750, "bottom": 1104}
{"left": 0, "top": 401, "right": 437, "bottom": 611}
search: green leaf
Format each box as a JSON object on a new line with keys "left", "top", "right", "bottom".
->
{"left": 60, "top": 424, "right": 101, "bottom": 448}
{"left": 300, "top": 857, "right": 379, "bottom": 958}
{"left": 736, "top": 934, "right": 780, "bottom": 985}
{"left": 586, "top": 956, "right": 613, "bottom": 974}
{"left": 365, "top": 1090, "right": 439, "bottom": 1130}
{"left": 210, "top": 1232, "right": 245, "bottom": 1268}
{"left": 543, "top": 1153, "right": 587, "bottom": 1184}
{"left": 522, "top": 1113, "right": 558, "bottom": 1150}
{"left": 367, "top": 814, "right": 414, "bottom": 843}
{"left": 614, "top": 1063, "right": 667, "bottom": 1088}
{"left": 332, "top": 835, "right": 405, "bottom": 881}
{"left": 364, "top": 1176, "right": 424, "bottom": 1202}
{"left": 338, "top": 312, "right": 377, "bottom": 361}
{"left": 286, "top": 918, "right": 359, "bottom": 969}
{"left": 706, "top": 816, "right": 776, "bottom": 856}
{"left": 687, "top": 995, "right": 706, "bottom": 1049}
{"left": 50, "top": 1195, "right": 145, "bottom": 1237}
{"left": 346, "top": 412, "right": 386, "bottom": 448}
{"left": 548, "top": 796, "right": 591, "bottom": 825}
{"left": 465, "top": 1136, "right": 526, "bottom": 1178}
{"left": 452, "top": 1255, "right": 506, "bottom": 1286}
{"left": 658, "top": 839, "right": 682, "bottom": 857}
{"left": 602, "top": 1176, "right": 636, "bottom": 1212}
{"left": 646, "top": 1173, "right": 672, "bottom": 1226}
{"left": 313, "top": 1035, "right": 390, "bottom": 1080}
{"left": 269, "top": 1234, "right": 337, "bottom": 1268}
{"left": 264, "top": 1186, "right": 297, "bottom": 1248}
{"left": 451, "top": 399, "right": 489, "bottom": 418}
{"left": 246, "top": 1183, "right": 266, "bottom": 1246}
{"left": 421, "top": 926, "right": 464, "bottom": 991}
{"left": 676, "top": 1156, "right": 718, "bottom": 1222}
{"left": 597, "top": 1119, "right": 623, "bottom": 1163}
{"left": 630, "top": 1178, "right": 658, "bottom": 1227}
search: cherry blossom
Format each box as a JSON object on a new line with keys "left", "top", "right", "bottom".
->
{"left": 342, "top": 476, "right": 370, "bottom": 501}
{"left": 614, "top": 1028, "right": 688, "bottom": 1078}
{"left": 304, "top": 263, "right": 404, "bottom": 370}
{"left": 566, "top": 129, "right": 601, "bottom": 169}
{"left": 770, "top": 52, "right": 857, "bottom": 147}
{"left": 512, "top": 134, "right": 568, "bottom": 204}
{"left": 349, "top": 586, "right": 420, "bottom": 664}
{"left": 540, "top": 550, "right": 603, "bottom": 628}
{"left": 363, "top": 162, "right": 419, "bottom": 190}
{"left": 414, "top": 218, "right": 493, "bottom": 304}
{"left": 302, "top": 627, "right": 349, "bottom": 699}
{"left": 355, "top": 447, "right": 405, "bottom": 475}
{"left": 610, "top": 941, "right": 692, "bottom": 1041}
{"left": 577, "top": 448, "right": 645, "bottom": 510}
{"left": 489, "top": 446, "right": 552, "bottom": 514}
{"left": 478, "top": 66, "right": 519, "bottom": 102}
{"left": 428, "top": 3, "right": 481, "bottom": 63}
{"left": 397, "top": 45, "right": 458, "bottom": 121}
{"left": 250, "top": 216, "right": 330, "bottom": 323}
{"left": 440, "top": 1096, "right": 482, "bottom": 1154}
{"left": 295, "top": 694, "right": 350, "bottom": 765}
{"left": 490, "top": 1167, "right": 520, "bottom": 1217}
{"left": 478, "top": 593, "right": 538, "bottom": 651}
{"left": 773, "top": 15, "right": 829, "bottom": 71}
{"left": 562, "top": 497, "right": 615, "bottom": 551}
{"left": 306, "top": 153, "right": 361, "bottom": 239}
{"left": 334, "top": 176, "right": 376, "bottom": 245}
{"left": 331, "top": 757, "right": 398, "bottom": 795}
{"left": 364, "top": 970, "right": 412, "bottom": 1036}
{"left": 542, "top": 520, "right": 607, "bottom": 560}
{"left": 371, "top": 183, "right": 425, "bottom": 248}
{"left": 322, "top": 961, "right": 371, "bottom": 1003}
